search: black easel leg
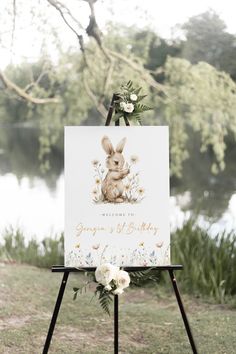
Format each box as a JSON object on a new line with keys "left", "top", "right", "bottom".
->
{"left": 114, "top": 295, "right": 119, "bottom": 354}
{"left": 168, "top": 270, "right": 198, "bottom": 354}
{"left": 43, "top": 271, "right": 69, "bottom": 354}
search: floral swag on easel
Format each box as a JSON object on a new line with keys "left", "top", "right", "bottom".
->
{"left": 113, "top": 80, "right": 152, "bottom": 125}
{"left": 73, "top": 264, "right": 157, "bottom": 315}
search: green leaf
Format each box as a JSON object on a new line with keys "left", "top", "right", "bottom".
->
{"left": 99, "top": 292, "right": 113, "bottom": 316}
{"left": 135, "top": 115, "right": 142, "bottom": 125}
{"left": 112, "top": 112, "right": 123, "bottom": 121}
{"left": 95, "top": 284, "right": 113, "bottom": 316}
{"left": 73, "top": 287, "right": 80, "bottom": 291}
{"left": 135, "top": 103, "right": 153, "bottom": 112}
{"left": 73, "top": 287, "right": 80, "bottom": 300}
{"left": 126, "top": 80, "right": 133, "bottom": 89}
{"left": 136, "top": 94, "right": 147, "bottom": 102}
{"left": 129, "top": 268, "right": 158, "bottom": 286}
{"left": 134, "top": 87, "right": 142, "bottom": 95}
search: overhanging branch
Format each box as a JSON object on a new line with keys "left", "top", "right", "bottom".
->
{"left": 83, "top": 72, "right": 107, "bottom": 118}
{"left": 0, "top": 71, "right": 59, "bottom": 104}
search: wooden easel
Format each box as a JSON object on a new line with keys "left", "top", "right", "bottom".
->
{"left": 42, "top": 94, "right": 198, "bottom": 354}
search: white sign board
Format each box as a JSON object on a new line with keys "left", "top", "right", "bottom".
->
{"left": 65, "top": 126, "right": 170, "bottom": 267}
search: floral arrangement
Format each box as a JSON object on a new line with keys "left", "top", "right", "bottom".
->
{"left": 114, "top": 81, "right": 152, "bottom": 124}
{"left": 73, "top": 263, "right": 157, "bottom": 315}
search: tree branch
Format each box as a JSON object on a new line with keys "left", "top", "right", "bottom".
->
{"left": 108, "top": 50, "right": 166, "bottom": 93}
{"left": 47, "top": 0, "right": 167, "bottom": 110}
{"left": 82, "top": 72, "right": 107, "bottom": 118}
{"left": 85, "top": 0, "right": 111, "bottom": 62}
{"left": 99, "top": 58, "right": 115, "bottom": 103}
{"left": 24, "top": 70, "right": 48, "bottom": 93}
{"left": 47, "top": 0, "right": 85, "bottom": 52}
{"left": 0, "top": 71, "right": 59, "bottom": 104}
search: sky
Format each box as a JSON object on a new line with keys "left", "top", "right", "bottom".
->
{"left": 0, "top": 0, "right": 236, "bottom": 68}
{"left": 99, "top": 0, "right": 236, "bottom": 37}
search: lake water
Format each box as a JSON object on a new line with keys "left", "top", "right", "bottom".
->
{"left": 0, "top": 125, "right": 235, "bottom": 241}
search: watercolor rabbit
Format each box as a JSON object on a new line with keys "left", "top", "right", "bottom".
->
{"left": 101, "top": 136, "right": 130, "bottom": 203}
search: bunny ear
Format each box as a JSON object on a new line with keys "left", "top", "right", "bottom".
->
{"left": 101, "top": 136, "right": 114, "bottom": 155}
{"left": 116, "top": 137, "right": 126, "bottom": 153}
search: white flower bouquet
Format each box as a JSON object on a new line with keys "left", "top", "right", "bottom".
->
{"left": 114, "top": 81, "right": 152, "bottom": 124}
{"left": 73, "top": 263, "right": 156, "bottom": 315}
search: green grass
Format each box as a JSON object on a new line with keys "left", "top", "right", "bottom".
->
{"left": 0, "top": 263, "right": 236, "bottom": 353}
{"left": 0, "top": 226, "right": 64, "bottom": 268}
{"left": 171, "top": 220, "right": 236, "bottom": 303}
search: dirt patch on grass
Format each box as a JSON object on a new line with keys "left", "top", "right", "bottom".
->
{"left": 56, "top": 325, "right": 113, "bottom": 345}
{"left": 0, "top": 311, "right": 52, "bottom": 331}
{"left": 0, "top": 315, "right": 31, "bottom": 330}
{"left": 124, "top": 288, "right": 156, "bottom": 303}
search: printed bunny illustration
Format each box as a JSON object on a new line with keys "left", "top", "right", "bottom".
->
{"left": 101, "top": 136, "right": 130, "bottom": 203}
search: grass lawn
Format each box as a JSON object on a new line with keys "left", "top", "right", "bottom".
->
{"left": 0, "top": 263, "right": 235, "bottom": 354}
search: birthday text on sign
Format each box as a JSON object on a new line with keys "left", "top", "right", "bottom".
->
{"left": 76, "top": 222, "right": 159, "bottom": 237}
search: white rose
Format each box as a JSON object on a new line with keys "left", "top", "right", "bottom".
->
{"left": 115, "top": 270, "right": 130, "bottom": 290}
{"left": 104, "top": 284, "right": 112, "bottom": 291}
{"left": 95, "top": 263, "right": 119, "bottom": 286}
{"left": 130, "top": 94, "right": 137, "bottom": 101}
{"left": 119, "top": 101, "right": 126, "bottom": 110}
{"left": 113, "top": 288, "right": 124, "bottom": 295}
{"left": 124, "top": 103, "right": 134, "bottom": 113}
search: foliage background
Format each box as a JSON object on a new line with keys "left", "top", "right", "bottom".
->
{"left": 1, "top": 2, "right": 236, "bottom": 178}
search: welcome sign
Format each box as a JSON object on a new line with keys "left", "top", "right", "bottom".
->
{"left": 65, "top": 126, "right": 170, "bottom": 267}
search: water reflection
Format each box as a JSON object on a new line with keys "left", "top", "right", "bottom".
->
{"left": 0, "top": 173, "right": 64, "bottom": 241}
{"left": 171, "top": 134, "right": 236, "bottom": 219}
{"left": 0, "top": 125, "right": 235, "bottom": 239}
{"left": 0, "top": 124, "right": 63, "bottom": 190}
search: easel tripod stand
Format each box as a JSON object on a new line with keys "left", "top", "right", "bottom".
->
{"left": 43, "top": 94, "right": 198, "bottom": 354}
